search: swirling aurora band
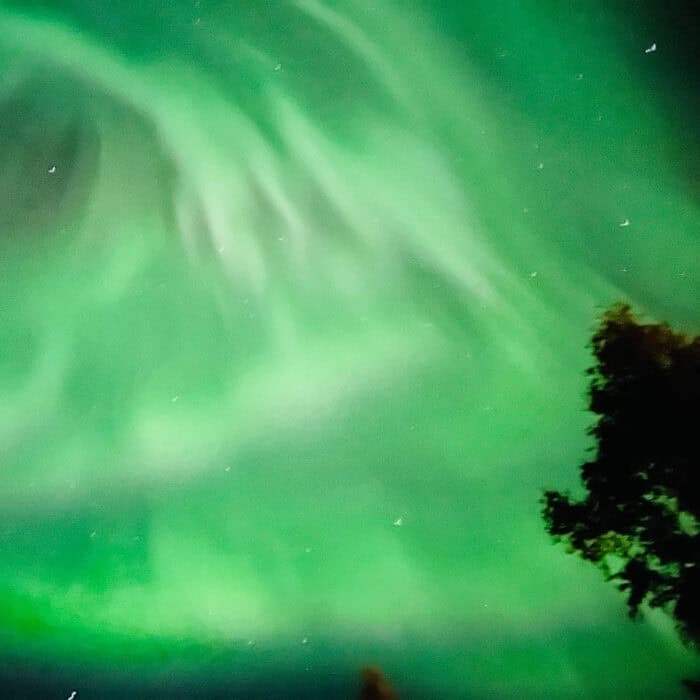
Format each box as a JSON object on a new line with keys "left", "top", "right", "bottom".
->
{"left": 0, "top": 0, "right": 698, "bottom": 697}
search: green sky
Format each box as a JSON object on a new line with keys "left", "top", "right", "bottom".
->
{"left": 0, "top": 0, "right": 698, "bottom": 697}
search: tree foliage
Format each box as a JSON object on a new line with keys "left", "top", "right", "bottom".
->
{"left": 542, "top": 303, "right": 700, "bottom": 647}
{"left": 359, "top": 666, "right": 398, "bottom": 700}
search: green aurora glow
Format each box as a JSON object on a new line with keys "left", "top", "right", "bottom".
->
{"left": 0, "top": 1, "right": 698, "bottom": 697}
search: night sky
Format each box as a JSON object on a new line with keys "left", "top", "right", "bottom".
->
{"left": 0, "top": 1, "right": 698, "bottom": 697}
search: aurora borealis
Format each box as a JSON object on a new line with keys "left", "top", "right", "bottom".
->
{"left": 0, "top": 0, "right": 698, "bottom": 697}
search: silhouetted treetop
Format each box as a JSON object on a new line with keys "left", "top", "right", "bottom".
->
{"left": 359, "top": 666, "right": 398, "bottom": 700}
{"left": 543, "top": 303, "right": 699, "bottom": 648}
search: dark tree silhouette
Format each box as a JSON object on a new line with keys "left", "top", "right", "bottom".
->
{"left": 359, "top": 666, "right": 398, "bottom": 700}
{"left": 542, "top": 304, "right": 699, "bottom": 649}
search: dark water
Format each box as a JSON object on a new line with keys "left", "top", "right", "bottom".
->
{"left": 0, "top": 1, "right": 698, "bottom": 697}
